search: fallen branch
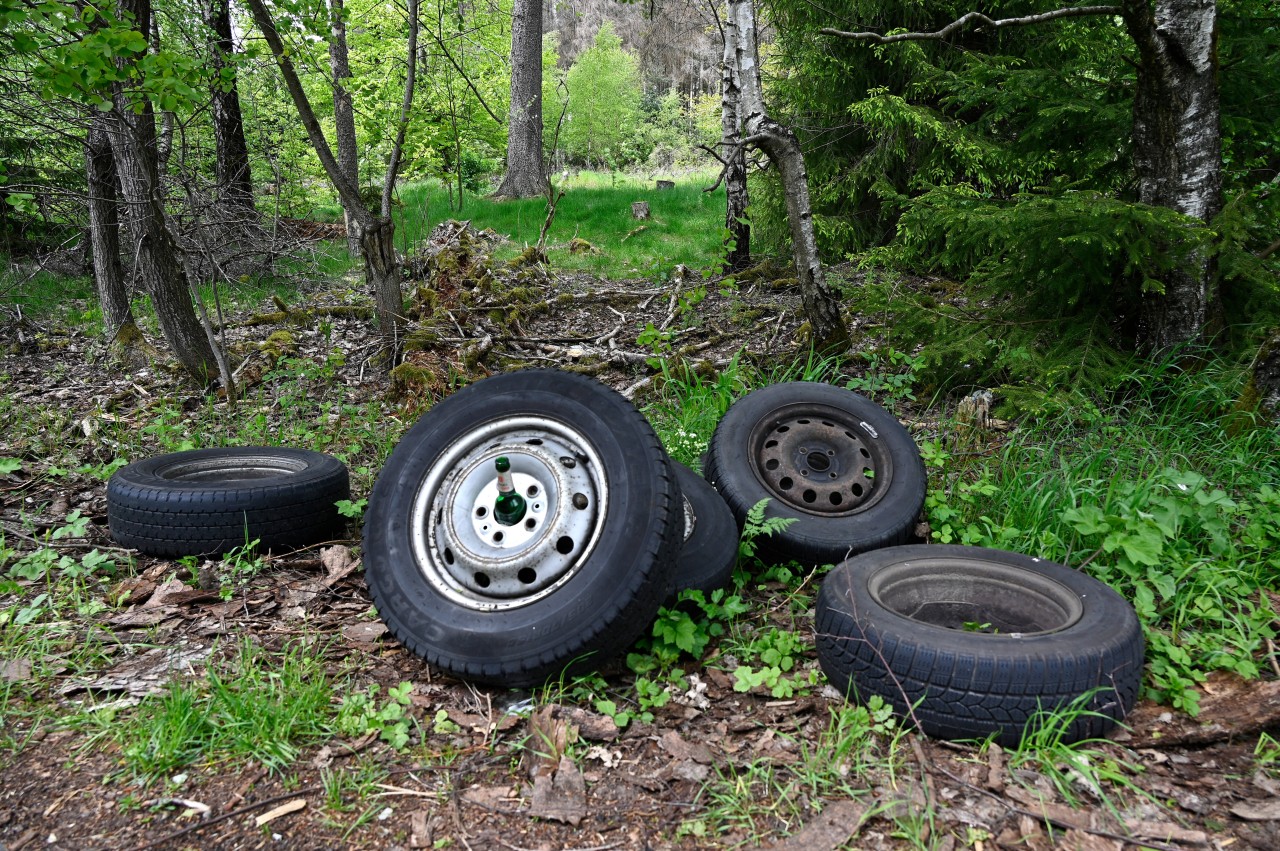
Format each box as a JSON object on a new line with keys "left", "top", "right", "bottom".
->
{"left": 820, "top": 6, "right": 1120, "bottom": 44}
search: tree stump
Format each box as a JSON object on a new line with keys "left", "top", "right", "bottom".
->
{"left": 631, "top": 201, "right": 650, "bottom": 219}
{"left": 655, "top": 180, "right": 675, "bottom": 191}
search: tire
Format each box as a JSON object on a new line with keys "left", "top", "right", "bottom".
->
{"left": 815, "top": 545, "right": 1145, "bottom": 745}
{"left": 704, "top": 382, "right": 925, "bottom": 565}
{"left": 672, "top": 462, "right": 738, "bottom": 597}
{"left": 107, "top": 447, "right": 350, "bottom": 557}
{"left": 362, "top": 369, "right": 683, "bottom": 687}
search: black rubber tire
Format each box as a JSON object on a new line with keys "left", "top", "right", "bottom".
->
{"left": 815, "top": 545, "right": 1145, "bottom": 745}
{"left": 362, "top": 369, "right": 684, "bottom": 688}
{"left": 704, "top": 382, "right": 925, "bottom": 565}
{"left": 672, "top": 462, "right": 738, "bottom": 597}
{"left": 107, "top": 447, "right": 350, "bottom": 557}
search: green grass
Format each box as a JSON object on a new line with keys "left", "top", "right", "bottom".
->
{"left": 391, "top": 171, "right": 727, "bottom": 278}
{"left": 0, "top": 259, "right": 97, "bottom": 323}
{"left": 110, "top": 638, "right": 338, "bottom": 781}
{"left": 920, "top": 353, "right": 1280, "bottom": 713}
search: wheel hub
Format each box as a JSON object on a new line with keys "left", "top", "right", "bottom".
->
{"left": 750, "top": 407, "right": 892, "bottom": 516}
{"left": 410, "top": 419, "right": 607, "bottom": 611}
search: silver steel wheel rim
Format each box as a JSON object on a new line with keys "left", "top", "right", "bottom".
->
{"left": 157, "top": 454, "right": 307, "bottom": 483}
{"left": 410, "top": 416, "right": 608, "bottom": 611}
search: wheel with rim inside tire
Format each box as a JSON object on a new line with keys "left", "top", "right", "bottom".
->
{"left": 815, "top": 545, "right": 1145, "bottom": 745}
{"left": 107, "top": 447, "right": 350, "bottom": 557}
{"left": 362, "top": 369, "right": 684, "bottom": 687}
{"left": 672, "top": 462, "right": 738, "bottom": 597}
{"left": 703, "top": 382, "right": 925, "bottom": 565}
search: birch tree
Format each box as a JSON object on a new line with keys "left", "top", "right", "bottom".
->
{"left": 726, "top": 0, "right": 848, "bottom": 350}
{"left": 822, "top": 1, "right": 1225, "bottom": 353}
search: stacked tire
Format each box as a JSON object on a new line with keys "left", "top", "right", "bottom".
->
{"left": 360, "top": 370, "right": 738, "bottom": 688}
{"left": 700, "top": 381, "right": 1142, "bottom": 745}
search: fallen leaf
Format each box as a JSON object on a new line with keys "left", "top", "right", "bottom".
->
{"left": 0, "top": 658, "right": 32, "bottom": 682}
{"left": 342, "top": 622, "right": 387, "bottom": 643}
{"left": 1060, "top": 828, "right": 1121, "bottom": 851}
{"left": 1125, "top": 820, "right": 1209, "bottom": 844}
{"left": 762, "top": 799, "right": 869, "bottom": 851}
{"left": 253, "top": 797, "right": 306, "bottom": 827}
{"left": 658, "top": 730, "right": 714, "bottom": 764}
{"left": 143, "top": 578, "right": 191, "bottom": 609}
{"left": 1230, "top": 798, "right": 1280, "bottom": 821}
{"left": 462, "top": 785, "right": 517, "bottom": 811}
{"left": 529, "top": 754, "right": 586, "bottom": 826}
{"left": 320, "top": 545, "right": 360, "bottom": 586}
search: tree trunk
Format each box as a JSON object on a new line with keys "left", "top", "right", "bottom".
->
{"left": 494, "top": 0, "right": 549, "bottom": 198}
{"left": 719, "top": 10, "right": 750, "bottom": 271}
{"left": 203, "top": 0, "right": 256, "bottom": 220}
{"left": 328, "top": 0, "right": 362, "bottom": 254}
{"left": 84, "top": 113, "right": 145, "bottom": 362}
{"left": 1122, "top": 0, "right": 1223, "bottom": 354}
{"left": 246, "top": 0, "right": 405, "bottom": 363}
{"left": 110, "top": 0, "right": 218, "bottom": 382}
{"left": 727, "top": 0, "right": 848, "bottom": 351}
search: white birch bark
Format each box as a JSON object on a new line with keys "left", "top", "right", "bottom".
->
{"left": 727, "top": 0, "right": 848, "bottom": 349}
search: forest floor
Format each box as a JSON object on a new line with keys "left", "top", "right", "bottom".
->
{"left": 2, "top": 230, "right": 1279, "bottom": 850}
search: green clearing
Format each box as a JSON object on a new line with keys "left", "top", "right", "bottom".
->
{"left": 390, "top": 172, "right": 728, "bottom": 278}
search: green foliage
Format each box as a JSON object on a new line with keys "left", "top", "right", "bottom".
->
{"left": 115, "top": 639, "right": 336, "bottom": 781}
{"left": 1006, "top": 692, "right": 1145, "bottom": 808}
{"left": 634, "top": 588, "right": 750, "bottom": 670}
{"left": 738, "top": 499, "right": 798, "bottom": 561}
{"left": 561, "top": 23, "right": 642, "bottom": 168}
{"left": 335, "top": 498, "right": 367, "bottom": 520}
{"left": 335, "top": 682, "right": 415, "bottom": 749}
{"left": 394, "top": 174, "right": 724, "bottom": 278}
{"left": 845, "top": 346, "right": 924, "bottom": 410}
{"left": 923, "top": 355, "right": 1280, "bottom": 714}
{"left": 728, "top": 624, "right": 819, "bottom": 699}
{"left": 217, "top": 538, "right": 268, "bottom": 600}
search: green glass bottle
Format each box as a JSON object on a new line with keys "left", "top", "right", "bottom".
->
{"left": 493, "top": 456, "right": 527, "bottom": 526}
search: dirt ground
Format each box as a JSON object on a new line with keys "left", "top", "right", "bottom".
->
{"left": 2, "top": 236, "right": 1279, "bottom": 850}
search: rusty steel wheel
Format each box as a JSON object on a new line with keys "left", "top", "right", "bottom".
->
{"left": 705, "top": 382, "right": 925, "bottom": 565}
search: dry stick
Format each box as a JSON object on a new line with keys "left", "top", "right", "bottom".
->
{"left": 819, "top": 6, "right": 1121, "bottom": 44}
{"left": 120, "top": 785, "right": 323, "bottom": 851}
{"left": 908, "top": 736, "right": 936, "bottom": 844}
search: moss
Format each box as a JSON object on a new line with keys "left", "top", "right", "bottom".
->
{"left": 259, "top": 329, "right": 298, "bottom": 363}
{"left": 507, "top": 246, "right": 547, "bottom": 269}
{"left": 389, "top": 362, "right": 439, "bottom": 400}
{"left": 767, "top": 277, "right": 799, "bottom": 291}
{"left": 567, "top": 237, "right": 597, "bottom": 255}
{"left": 735, "top": 258, "right": 789, "bottom": 283}
{"left": 405, "top": 329, "right": 442, "bottom": 352}
{"left": 507, "top": 286, "right": 544, "bottom": 304}
{"left": 561, "top": 362, "right": 609, "bottom": 376}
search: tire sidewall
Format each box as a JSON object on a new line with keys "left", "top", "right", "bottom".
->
{"left": 672, "top": 462, "right": 738, "bottom": 596}
{"left": 816, "top": 544, "right": 1146, "bottom": 742}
